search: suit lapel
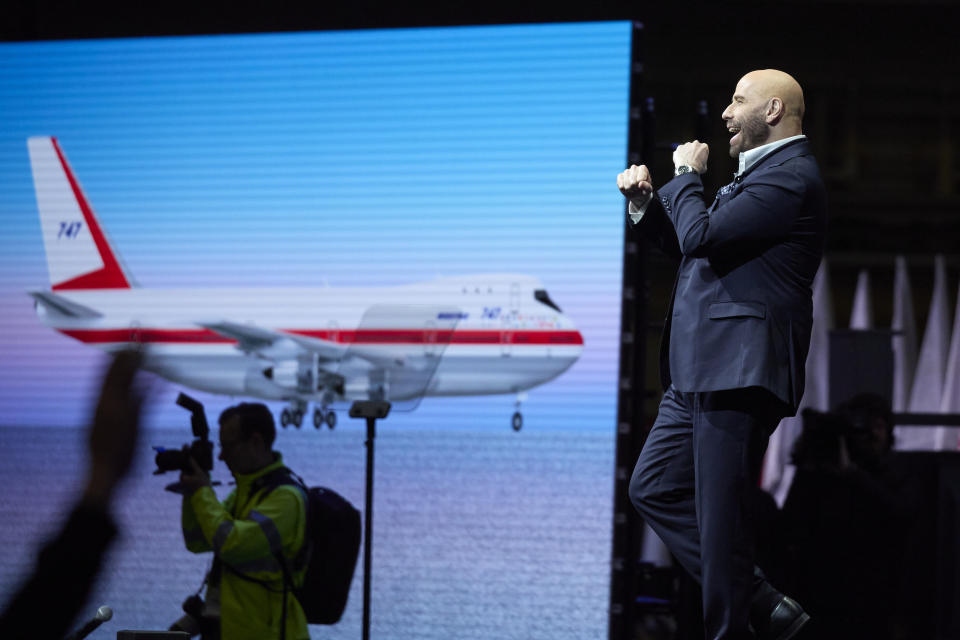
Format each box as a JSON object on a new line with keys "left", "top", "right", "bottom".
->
{"left": 708, "top": 139, "right": 812, "bottom": 211}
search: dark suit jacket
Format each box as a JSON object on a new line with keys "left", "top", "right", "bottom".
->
{"left": 634, "top": 139, "right": 827, "bottom": 415}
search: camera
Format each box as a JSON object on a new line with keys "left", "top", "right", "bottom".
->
{"left": 154, "top": 393, "right": 214, "bottom": 474}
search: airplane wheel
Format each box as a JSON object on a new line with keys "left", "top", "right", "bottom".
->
{"left": 313, "top": 409, "right": 324, "bottom": 429}
{"left": 292, "top": 411, "right": 303, "bottom": 428}
{"left": 325, "top": 411, "right": 337, "bottom": 430}
{"left": 511, "top": 411, "right": 523, "bottom": 432}
{"left": 281, "top": 409, "right": 292, "bottom": 428}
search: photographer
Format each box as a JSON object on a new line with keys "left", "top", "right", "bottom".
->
{"left": 782, "top": 394, "right": 917, "bottom": 640}
{"left": 173, "top": 403, "right": 309, "bottom": 640}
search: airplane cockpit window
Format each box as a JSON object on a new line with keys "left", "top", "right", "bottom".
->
{"left": 534, "top": 289, "right": 562, "bottom": 312}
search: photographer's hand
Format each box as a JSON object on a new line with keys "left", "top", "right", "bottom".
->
{"left": 178, "top": 453, "right": 212, "bottom": 495}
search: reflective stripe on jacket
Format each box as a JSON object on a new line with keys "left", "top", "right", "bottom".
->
{"left": 182, "top": 454, "right": 309, "bottom": 640}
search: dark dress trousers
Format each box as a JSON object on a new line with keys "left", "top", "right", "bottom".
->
{"left": 629, "top": 139, "right": 827, "bottom": 640}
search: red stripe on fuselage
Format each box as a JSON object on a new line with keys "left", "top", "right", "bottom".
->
{"left": 287, "top": 329, "right": 584, "bottom": 345}
{"left": 49, "top": 138, "right": 130, "bottom": 291}
{"left": 57, "top": 328, "right": 584, "bottom": 346}
{"left": 59, "top": 328, "right": 231, "bottom": 344}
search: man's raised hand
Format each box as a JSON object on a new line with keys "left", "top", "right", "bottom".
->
{"left": 672, "top": 141, "right": 709, "bottom": 174}
{"left": 617, "top": 164, "right": 654, "bottom": 204}
{"left": 84, "top": 350, "right": 145, "bottom": 508}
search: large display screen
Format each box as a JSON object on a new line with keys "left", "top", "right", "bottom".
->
{"left": 0, "top": 22, "right": 632, "bottom": 638}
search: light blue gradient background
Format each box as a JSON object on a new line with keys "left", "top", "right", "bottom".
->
{"left": 0, "top": 22, "right": 632, "bottom": 639}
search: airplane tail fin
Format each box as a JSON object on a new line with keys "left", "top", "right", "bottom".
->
{"left": 27, "top": 136, "right": 136, "bottom": 290}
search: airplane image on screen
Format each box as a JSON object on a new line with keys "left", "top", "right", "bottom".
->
{"left": 26, "top": 137, "right": 584, "bottom": 430}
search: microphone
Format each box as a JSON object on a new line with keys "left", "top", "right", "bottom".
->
{"left": 66, "top": 605, "right": 113, "bottom": 640}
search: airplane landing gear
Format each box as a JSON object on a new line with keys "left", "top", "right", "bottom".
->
{"left": 312, "top": 406, "right": 337, "bottom": 430}
{"left": 511, "top": 391, "right": 527, "bottom": 431}
{"left": 309, "top": 406, "right": 338, "bottom": 430}
{"left": 280, "top": 401, "right": 306, "bottom": 429}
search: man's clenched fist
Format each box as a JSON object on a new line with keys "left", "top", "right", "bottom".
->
{"left": 617, "top": 164, "right": 654, "bottom": 204}
{"left": 672, "top": 141, "right": 709, "bottom": 174}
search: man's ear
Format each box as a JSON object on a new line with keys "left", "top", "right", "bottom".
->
{"left": 766, "top": 97, "right": 785, "bottom": 124}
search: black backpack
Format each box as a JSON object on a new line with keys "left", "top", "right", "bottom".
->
{"left": 250, "top": 467, "right": 362, "bottom": 625}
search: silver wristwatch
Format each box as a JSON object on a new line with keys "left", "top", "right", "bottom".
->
{"left": 674, "top": 165, "right": 697, "bottom": 176}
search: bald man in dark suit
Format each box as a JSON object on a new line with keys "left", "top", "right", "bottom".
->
{"left": 618, "top": 69, "right": 827, "bottom": 640}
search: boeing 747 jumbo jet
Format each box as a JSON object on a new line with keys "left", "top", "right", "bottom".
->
{"left": 26, "top": 137, "right": 584, "bottom": 430}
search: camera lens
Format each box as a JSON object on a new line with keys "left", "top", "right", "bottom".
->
{"left": 155, "top": 449, "right": 186, "bottom": 472}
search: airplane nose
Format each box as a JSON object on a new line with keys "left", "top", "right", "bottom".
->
{"left": 553, "top": 328, "right": 584, "bottom": 374}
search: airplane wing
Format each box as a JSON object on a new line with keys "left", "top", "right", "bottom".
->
{"left": 201, "top": 321, "right": 402, "bottom": 369}
{"left": 201, "top": 321, "right": 342, "bottom": 360}
{"left": 203, "top": 321, "right": 276, "bottom": 350}
{"left": 204, "top": 305, "right": 460, "bottom": 406}
{"left": 286, "top": 332, "right": 405, "bottom": 369}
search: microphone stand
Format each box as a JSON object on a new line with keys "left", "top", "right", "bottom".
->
{"left": 349, "top": 400, "right": 390, "bottom": 640}
{"left": 64, "top": 605, "right": 112, "bottom": 640}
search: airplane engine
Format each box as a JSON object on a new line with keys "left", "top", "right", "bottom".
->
{"left": 243, "top": 366, "right": 288, "bottom": 400}
{"left": 265, "top": 360, "right": 301, "bottom": 389}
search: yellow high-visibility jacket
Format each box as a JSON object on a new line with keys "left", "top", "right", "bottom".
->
{"left": 182, "top": 454, "right": 309, "bottom": 640}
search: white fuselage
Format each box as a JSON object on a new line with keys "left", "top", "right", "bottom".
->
{"left": 37, "top": 275, "right": 583, "bottom": 404}
{"left": 24, "top": 138, "right": 582, "bottom": 410}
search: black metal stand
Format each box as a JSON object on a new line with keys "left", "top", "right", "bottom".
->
{"left": 349, "top": 400, "right": 391, "bottom": 640}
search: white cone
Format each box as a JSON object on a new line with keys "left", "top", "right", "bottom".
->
{"left": 639, "top": 522, "right": 673, "bottom": 567}
{"left": 935, "top": 278, "right": 960, "bottom": 450}
{"left": 849, "top": 269, "right": 873, "bottom": 329}
{"left": 891, "top": 256, "right": 918, "bottom": 413}
{"left": 763, "top": 258, "right": 833, "bottom": 505}
{"left": 897, "top": 255, "right": 950, "bottom": 450}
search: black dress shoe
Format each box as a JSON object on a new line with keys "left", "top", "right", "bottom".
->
{"left": 753, "top": 595, "right": 810, "bottom": 640}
